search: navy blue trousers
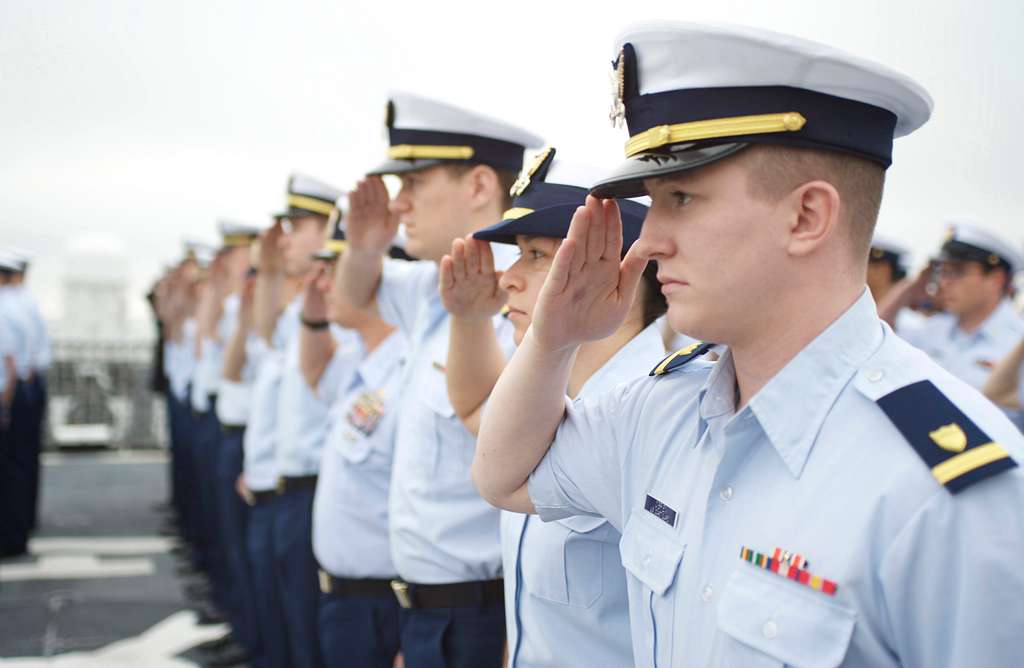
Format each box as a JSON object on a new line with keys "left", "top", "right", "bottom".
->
{"left": 215, "top": 427, "right": 264, "bottom": 665}
{"left": 192, "top": 405, "right": 225, "bottom": 599}
{"left": 271, "top": 486, "right": 323, "bottom": 668}
{"left": 247, "top": 493, "right": 290, "bottom": 668}
{"left": 400, "top": 601, "right": 506, "bottom": 668}
{"left": 1, "top": 381, "right": 33, "bottom": 555}
{"left": 319, "top": 592, "right": 401, "bottom": 668}
{"left": 24, "top": 375, "right": 45, "bottom": 531}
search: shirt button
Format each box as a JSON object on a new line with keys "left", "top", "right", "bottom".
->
{"left": 642, "top": 554, "right": 652, "bottom": 568}
{"left": 719, "top": 486, "right": 734, "bottom": 501}
{"left": 700, "top": 585, "right": 713, "bottom": 602}
{"left": 867, "top": 369, "right": 884, "bottom": 382}
{"left": 762, "top": 620, "right": 778, "bottom": 639}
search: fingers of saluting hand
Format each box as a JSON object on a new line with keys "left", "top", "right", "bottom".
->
{"left": 477, "top": 237, "right": 495, "bottom": 276}
{"left": 451, "top": 238, "right": 468, "bottom": 282}
{"left": 602, "top": 198, "right": 624, "bottom": 261}
{"left": 368, "top": 175, "right": 388, "bottom": 208}
{"left": 619, "top": 239, "right": 648, "bottom": 303}
{"left": 584, "top": 196, "right": 608, "bottom": 265}
{"left": 565, "top": 205, "right": 590, "bottom": 277}
{"left": 439, "top": 255, "right": 456, "bottom": 291}
{"left": 464, "top": 234, "right": 483, "bottom": 275}
{"left": 543, "top": 235, "right": 577, "bottom": 299}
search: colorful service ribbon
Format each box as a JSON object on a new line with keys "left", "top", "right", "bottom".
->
{"left": 740, "top": 546, "right": 838, "bottom": 596}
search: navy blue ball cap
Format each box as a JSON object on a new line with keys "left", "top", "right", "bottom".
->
{"left": 474, "top": 148, "right": 649, "bottom": 256}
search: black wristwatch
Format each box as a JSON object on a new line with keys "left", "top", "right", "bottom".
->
{"left": 300, "top": 314, "right": 330, "bottom": 330}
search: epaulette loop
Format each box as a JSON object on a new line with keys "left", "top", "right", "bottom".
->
{"left": 650, "top": 342, "right": 716, "bottom": 377}
{"left": 876, "top": 380, "right": 1017, "bottom": 494}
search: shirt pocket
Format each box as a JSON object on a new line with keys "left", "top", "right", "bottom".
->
{"left": 714, "top": 568, "right": 856, "bottom": 668}
{"left": 620, "top": 509, "right": 685, "bottom": 664}
{"left": 419, "top": 368, "right": 475, "bottom": 481}
{"left": 529, "top": 516, "right": 610, "bottom": 608}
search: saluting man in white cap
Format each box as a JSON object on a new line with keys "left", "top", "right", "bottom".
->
{"left": 474, "top": 22, "right": 1024, "bottom": 668}
{"left": 881, "top": 220, "right": 1024, "bottom": 420}
{"left": 337, "top": 91, "right": 542, "bottom": 667}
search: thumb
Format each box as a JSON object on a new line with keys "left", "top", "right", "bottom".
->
{"left": 618, "top": 244, "right": 648, "bottom": 305}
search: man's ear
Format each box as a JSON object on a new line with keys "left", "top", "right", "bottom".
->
{"left": 785, "top": 180, "right": 841, "bottom": 257}
{"left": 465, "top": 164, "right": 501, "bottom": 210}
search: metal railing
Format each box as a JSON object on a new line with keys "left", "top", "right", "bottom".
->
{"left": 45, "top": 338, "right": 166, "bottom": 450}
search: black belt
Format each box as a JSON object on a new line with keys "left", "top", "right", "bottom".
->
{"left": 318, "top": 571, "right": 395, "bottom": 598}
{"left": 276, "top": 475, "right": 318, "bottom": 494}
{"left": 390, "top": 578, "right": 504, "bottom": 609}
{"left": 250, "top": 489, "right": 278, "bottom": 504}
{"left": 220, "top": 424, "right": 246, "bottom": 435}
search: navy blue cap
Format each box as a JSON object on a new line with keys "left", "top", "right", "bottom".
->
{"left": 474, "top": 148, "right": 649, "bottom": 256}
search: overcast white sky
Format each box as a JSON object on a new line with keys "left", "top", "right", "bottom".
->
{"left": 2, "top": 0, "right": 1022, "bottom": 331}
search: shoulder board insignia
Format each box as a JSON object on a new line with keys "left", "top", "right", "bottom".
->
{"left": 650, "top": 342, "right": 715, "bottom": 377}
{"left": 876, "top": 380, "right": 1017, "bottom": 494}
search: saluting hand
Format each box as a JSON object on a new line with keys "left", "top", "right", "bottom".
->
{"left": 439, "top": 235, "right": 506, "bottom": 320}
{"left": 531, "top": 196, "right": 647, "bottom": 351}
{"left": 238, "top": 272, "right": 257, "bottom": 330}
{"left": 302, "top": 263, "right": 329, "bottom": 322}
{"left": 259, "top": 221, "right": 285, "bottom": 275}
{"left": 346, "top": 176, "right": 399, "bottom": 254}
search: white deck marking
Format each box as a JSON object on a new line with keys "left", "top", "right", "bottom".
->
{"left": 29, "top": 536, "right": 173, "bottom": 555}
{"left": 0, "top": 555, "right": 155, "bottom": 582}
{"left": 2, "top": 611, "right": 227, "bottom": 666}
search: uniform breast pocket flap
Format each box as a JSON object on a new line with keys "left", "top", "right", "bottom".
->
{"left": 337, "top": 430, "right": 372, "bottom": 465}
{"left": 421, "top": 368, "right": 456, "bottom": 419}
{"left": 716, "top": 568, "right": 856, "bottom": 668}
{"left": 619, "top": 510, "right": 685, "bottom": 596}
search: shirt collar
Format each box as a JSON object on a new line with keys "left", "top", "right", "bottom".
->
{"left": 974, "top": 299, "right": 1019, "bottom": 341}
{"left": 698, "top": 289, "right": 884, "bottom": 477}
{"left": 356, "top": 330, "right": 407, "bottom": 388}
{"left": 579, "top": 323, "right": 665, "bottom": 398}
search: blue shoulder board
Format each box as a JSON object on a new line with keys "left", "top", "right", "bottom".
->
{"left": 876, "top": 380, "right": 1017, "bottom": 494}
{"left": 650, "top": 342, "right": 715, "bottom": 377}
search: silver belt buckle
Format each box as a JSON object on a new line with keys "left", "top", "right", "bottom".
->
{"left": 390, "top": 580, "right": 413, "bottom": 609}
{"left": 318, "top": 570, "right": 332, "bottom": 595}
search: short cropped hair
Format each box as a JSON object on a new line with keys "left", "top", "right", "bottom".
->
{"left": 443, "top": 163, "right": 517, "bottom": 210}
{"left": 741, "top": 144, "right": 886, "bottom": 260}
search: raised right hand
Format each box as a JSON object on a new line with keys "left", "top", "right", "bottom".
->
{"left": 439, "top": 235, "right": 506, "bottom": 320}
{"left": 346, "top": 176, "right": 399, "bottom": 254}
{"left": 259, "top": 220, "right": 285, "bottom": 274}
{"left": 530, "top": 196, "right": 647, "bottom": 352}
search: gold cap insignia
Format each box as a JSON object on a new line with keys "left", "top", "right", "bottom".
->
{"left": 510, "top": 147, "right": 554, "bottom": 198}
{"left": 929, "top": 423, "right": 967, "bottom": 453}
{"left": 609, "top": 47, "right": 626, "bottom": 128}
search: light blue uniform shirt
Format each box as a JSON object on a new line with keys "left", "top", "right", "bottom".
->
{"left": 11, "top": 286, "right": 50, "bottom": 373}
{"left": 165, "top": 318, "right": 197, "bottom": 402}
{"left": 191, "top": 294, "right": 240, "bottom": 413}
{"left": 529, "top": 290, "right": 1024, "bottom": 668}
{"left": 504, "top": 323, "right": 663, "bottom": 668}
{"left": 903, "top": 299, "right": 1024, "bottom": 423}
{"left": 0, "top": 308, "right": 14, "bottom": 394}
{"left": 902, "top": 299, "right": 1024, "bottom": 378}
{"left": 243, "top": 298, "right": 302, "bottom": 491}
{"left": 275, "top": 324, "right": 358, "bottom": 478}
{"left": 378, "top": 257, "right": 514, "bottom": 583}
{"left": 313, "top": 330, "right": 408, "bottom": 578}
{"left": 0, "top": 287, "right": 33, "bottom": 380}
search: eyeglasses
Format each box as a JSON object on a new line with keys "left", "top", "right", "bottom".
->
{"left": 936, "top": 262, "right": 983, "bottom": 280}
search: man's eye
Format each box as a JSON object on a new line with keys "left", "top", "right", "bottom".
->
{"left": 672, "top": 191, "right": 692, "bottom": 206}
{"left": 530, "top": 250, "right": 545, "bottom": 260}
